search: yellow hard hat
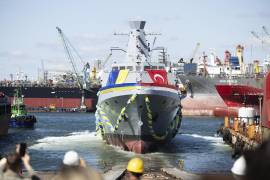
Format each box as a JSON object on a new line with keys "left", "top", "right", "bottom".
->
{"left": 127, "top": 158, "right": 144, "bottom": 174}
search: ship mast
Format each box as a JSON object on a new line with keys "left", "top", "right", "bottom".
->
{"left": 127, "top": 21, "right": 150, "bottom": 64}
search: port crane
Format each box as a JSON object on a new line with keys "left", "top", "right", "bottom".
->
{"left": 262, "top": 26, "right": 270, "bottom": 37}
{"left": 251, "top": 26, "right": 270, "bottom": 47}
{"left": 56, "top": 27, "right": 87, "bottom": 111}
{"left": 189, "top": 42, "right": 200, "bottom": 63}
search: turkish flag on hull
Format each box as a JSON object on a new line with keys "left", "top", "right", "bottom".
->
{"left": 146, "top": 70, "right": 168, "bottom": 85}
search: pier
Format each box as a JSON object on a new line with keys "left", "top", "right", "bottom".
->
{"left": 219, "top": 116, "right": 261, "bottom": 156}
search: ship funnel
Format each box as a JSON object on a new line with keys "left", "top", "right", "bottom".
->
{"left": 129, "top": 21, "right": 146, "bottom": 30}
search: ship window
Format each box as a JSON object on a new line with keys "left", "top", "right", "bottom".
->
{"left": 126, "top": 66, "right": 133, "bottom": 71}
{"left": 136, "top": 66, "right": 141, "bottom": 71}
{"left": 151, "top": 66, "right": 157, "bottom": 70}
{"left": 120, "top": 66, "right": 125, "bottom": 70}
{"left": 112, "top": 66, "right": 119, "bottom": 71}
{"left": 144, "top": 66, "right": 150, "bottom": 70}
{"left": 159, "top": 66, "right": 165, "bottom": 70}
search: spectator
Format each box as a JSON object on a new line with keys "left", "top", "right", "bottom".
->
{"left": 52, "top": 150, "right": 102, "bottom": 180}
{"left": 0, "top": 152, "right": 39, "bottom": 180}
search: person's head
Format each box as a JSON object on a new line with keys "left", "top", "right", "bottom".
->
{"left": 57, "top": 151, "right": 102, "bottom": 180}
{"left": 126, "top": 158, "right": 144, "bottom": 180}
{"left": 63, "top": 151, "right": 80, "bottom": 167}
{"left": 6, "top": 152, "right": 21, "bottom": 173}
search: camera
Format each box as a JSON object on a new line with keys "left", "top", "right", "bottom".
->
{"left": 19, "top": 143, "right": 27, "bottom": 157}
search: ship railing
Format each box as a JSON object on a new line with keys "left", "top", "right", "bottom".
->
{"left": 192, "top": 73, "right": 261, "bottom": 79}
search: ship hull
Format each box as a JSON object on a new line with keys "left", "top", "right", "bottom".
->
{"left": 178, "top": 75, "right": 263, "bottom": 116}
{"left": 215, "top": 84, "right": 263, "bottom": 107}
{"left": 0, "top": 86, "right": 98, "bottom": 111}
{"left": 0, "top": 95, "right": 11, "bottom": 136}
{"left": 0, "top": 114, "right": 9, "bottom": 136}
{"left": 9, "top": 115, "right": 37, "bottom": 128}
{"left": 96, "top": 86, "right": 182, "bottom": 153}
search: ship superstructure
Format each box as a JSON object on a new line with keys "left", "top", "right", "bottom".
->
{"left": 95, "top": 21, "right": 184, "bottom": 153}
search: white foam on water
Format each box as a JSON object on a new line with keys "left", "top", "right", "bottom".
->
{"left": 181, "top": 133, "right": 227, "bottom": 147}
{"left": 108, "top": 144, "right": 136, "bottom": 156}
{"left": 30, "top": 131, "right": 102, "bottom": 151}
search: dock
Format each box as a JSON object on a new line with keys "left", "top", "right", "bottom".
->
{"left": 219, "top": 116, "right": 261, "bottom": 155}
{"left": 36, "top": 167, "right": 233, "bottom": 180}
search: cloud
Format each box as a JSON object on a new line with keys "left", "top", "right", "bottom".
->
{"left": 236, "top": 11, "right": 270, "bottom": 19}
{"left": 257, "top": 11, "right": 270, "bottom": 19}
{"left": 0, "top": 50, "right": 30, "bottom": 59}
{"left": 35, "top": 41, "right": 62, "bottom": 51}
{"left": 167, "top": 36, "right": 181, "bottom": 42}
{"left": 72, "top": 33, "right": 111, "bottom": 45}
{"left": 162, "top": 16, "right": 181, "bottom": 22}
{"left": 35, "top": 32, "right": 117, "bottom": 60}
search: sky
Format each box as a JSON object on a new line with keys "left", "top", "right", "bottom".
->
{"left": 0, "top": 0, "right": 270, "bottom": 80}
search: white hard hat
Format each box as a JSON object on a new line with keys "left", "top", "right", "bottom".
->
{"left": 63, "top": 151, "right": 80, "bottom": 166}
{"left": 231, "top": 156, "right": 246, "bottom": 176}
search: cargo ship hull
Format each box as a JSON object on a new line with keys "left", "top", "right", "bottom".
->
{"left": 178, "top": 75, "right": 263, "bottom": 116}
{"left": 0, "top": 86, "right": 99, "bottom": 111}
{"left": 96, "top": 86, "right": 181, "bottom": 153}
{"left": 0, "top": 93, "right": 11, "bottom": 136}
{"left": 215, "top": 84, "right": 263, "bottom": 107}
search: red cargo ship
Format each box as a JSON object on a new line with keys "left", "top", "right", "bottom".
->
{"left": 215, "top": 84, "right": 263, "bottom": 107}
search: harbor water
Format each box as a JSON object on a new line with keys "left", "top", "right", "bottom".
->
{"left": 0, "top": 112, "right": 233, "bottom": 173}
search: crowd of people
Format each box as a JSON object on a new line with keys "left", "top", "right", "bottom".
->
{"left": 0, "top": 143, "right": 144, "bottom": 180}
{"left": 2, "top": 140, "right": 270, "bottom": 180}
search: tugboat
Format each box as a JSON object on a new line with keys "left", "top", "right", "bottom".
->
{"left": 9, "top": 89, "right": 37, "bottom": 128}
{"left": 95, "top": 21, "right": 185, "bottom": 153}
{"left": 0, "top": 92, "right": 11, "bottom": 136}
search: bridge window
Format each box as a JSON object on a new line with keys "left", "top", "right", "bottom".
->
{"left": 120, "top": 66, "right": 125, "bottom": 70}
{"left": 112, "top": 66, "right": 118, "bottom": 71}
{"left": 144, "top": 66, "right": 150, "bottom": 70}
{"left": 159, "top": 66, "right": 165, "bottom": 70}
{"left": 151, "top": 66, "right": 157, "bottom": 70}
{"left": 126, "top": 66, "right": 133, "bottom": 71}
{"left": 136, "top": 66, "right": 141, "bottom": 71}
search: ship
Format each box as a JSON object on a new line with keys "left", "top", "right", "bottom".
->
{"left": 9, "top": 89, "right": 37, "bottom": 128}
{"left": 0, "top": 92, "right": 11, "bottom": 136}
{"left": 176, "top": 45, "right": 266, "bottom": 116}
{"left": 0, "top": 85, "right": 99, "bottom": 112}
{"left": 95, "top": 21, "right": 185, "bottom": 153}
{"left": 215, "top": 84, "right": 263, "bottom": 108}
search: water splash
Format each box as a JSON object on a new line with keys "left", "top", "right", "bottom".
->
{"left": 30, "top": 131, "right": 102, "bottom": 150}
{"left": 181, "top": 133, "right": 229, "bottom": 148}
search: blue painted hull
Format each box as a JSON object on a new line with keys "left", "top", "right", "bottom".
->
{"left": 9, "top": 115, "right": 37, "bottom": 128}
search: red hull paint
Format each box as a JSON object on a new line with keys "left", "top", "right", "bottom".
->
{"left": 215, "top": 84, "right": 263, "bottom": 107}
{"left": 10, "top": 97, "right": 95, "bottom": 109}
{"left": 104, "top": 135, "right": 157, "bottom": 153}
{"left": 139, "top": 83, "right": 178, "bottom": 90}
{"left": 262, "top": 72, "right": 270, "bottom": 128}
{"left": 181, "top": 94, "right": 230, "bottom": 116}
